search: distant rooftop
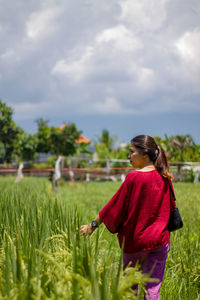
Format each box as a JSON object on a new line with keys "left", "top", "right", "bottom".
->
{"left": 59, "top": 123, "right": 90, "bottom": 144}
{"left": 76, "top": 135, "right": 90, "bottom": 144}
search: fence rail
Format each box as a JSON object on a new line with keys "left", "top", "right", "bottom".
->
{"left": 0, "top": 162, "right": 200, "bottom": 183}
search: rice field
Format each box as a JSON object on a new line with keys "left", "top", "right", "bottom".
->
{"left": 0, "top": 177, "right": 199, "bottom": 299}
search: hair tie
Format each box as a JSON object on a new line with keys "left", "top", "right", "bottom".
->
{"left": 154, "top": 145, "right": 160, "bottom": 159}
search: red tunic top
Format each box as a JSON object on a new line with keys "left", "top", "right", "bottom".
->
{"left": 99, "top": 170, "right": 176, "bottom": 253}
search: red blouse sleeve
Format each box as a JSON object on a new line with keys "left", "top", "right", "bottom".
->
{"left": 99, "top": 177, "right": 130, "bottom": 233}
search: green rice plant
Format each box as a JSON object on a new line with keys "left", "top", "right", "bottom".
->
{"left": 0, "top": 177, "right": 199, "bottom": 299}
{"left": 161, "top": 182, "right": 200, "bottom": 300}
{"left": 0, "top": 177, "right": 151, "bottom": 299}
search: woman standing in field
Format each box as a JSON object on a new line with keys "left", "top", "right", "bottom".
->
{"left": 80, "top": 135, "right": 175, "bottom": 300}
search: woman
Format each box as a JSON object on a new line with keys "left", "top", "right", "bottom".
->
{"left": 80, "top": 135, "right": 175, "bottom": 299}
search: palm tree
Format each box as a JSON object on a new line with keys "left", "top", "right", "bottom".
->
{"left": 94, "top": 129, "right": 116, "bottom": 167}
{"left": 96, "top": 129, "right": 115, "bottom": 151}
{"left": 168, "top": 134, "right": 195, "bottom": 179}
{"left": 168, "top": 134, "right": 195, "bottom": 161}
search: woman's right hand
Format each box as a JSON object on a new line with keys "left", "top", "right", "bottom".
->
{"left": 80, "top": 224, "right": 94, "bottom": 236}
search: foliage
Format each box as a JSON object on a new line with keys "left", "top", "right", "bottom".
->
{"left": 0, "top": 178, "right": 150, "bottom": 299}
{"left": 152, "top": 134, "right": 200, "bottom": 163}
{"left": 76, "top": 142, "right": 92, "bottom": 156}
{"left": 96, "top": 129, "right": 116, "bottom": 151}
{"left": 94, "top": 129, "right": 129, "bottom": 168}
{"left": 109, "top": 145, "right": 130, "bottom": 169}
{"left": 182, "top": 144, "right": 200, "bottom": 162}
{"left": 112, "top": 145, "right": 129, "bottom": 160}
{"left": 161, "top": 182, "right": 200, "bottom": 299}
{"left": 1, "top": 100, "right": 200, "bottom": 165}
{"left": 153, "top": 136, "right": 167, "bottom": 152}
{"left": 94, "top": 129, "right": 115, "bottom": 167}
{"left": 14, "top": 129, "right": 38, "bottom": 162}
{"left": 0, "top": 178, "right": 199, "bottom": 299}
{"left": 165, "top": 134, "right": 195, "bottom": 162}
{"left": 50, "top": 123, "right": 81, "bottom": 156}
{"left": 36, "top": 118, "right": 51, "bottom": 153}
{"left": 75, "top": 141, "right": 92, "bottom": 168}
{"left": 0, "top": 141, "right": 6, "bottom": 161}
{"left": 32, "top": 163, "right": 48, "bottom": 169}
{"left": 47, "top": 155, "right": 58, "bottom": 168}
{"left": 95, "top": 143, "right": 111, "bottom": 160}
{"left": 0, "top": 100, "right": 20, "bottom": 162}
{"left": 36, "top": 119, "right": 83, "bottom": 158}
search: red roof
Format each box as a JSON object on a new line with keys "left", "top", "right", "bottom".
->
{"left": 59, "top": 123, "right": 66, "bottom": 130}
{"left": 59, "top": 124, "right": 90, "bottom": 144}
{"left": 76, "top": 135, "right": 90, "bottom": 144}
{"left": 165, "top": 152, "right": 172, "bottom": 158}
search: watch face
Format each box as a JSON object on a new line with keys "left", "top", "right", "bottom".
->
{"left": 91, "top": 221, "right": 98, "bottom": 228}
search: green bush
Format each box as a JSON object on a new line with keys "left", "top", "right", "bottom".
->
{"left": 47, "top": 155, "right": 58, "bottom": 168}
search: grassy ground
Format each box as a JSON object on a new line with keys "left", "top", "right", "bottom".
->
{"left": 0, "top": 177, "right": 199, "bottom": 299}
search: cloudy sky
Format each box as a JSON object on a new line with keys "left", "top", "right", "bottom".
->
{"left": 0, "top": 0, "right": 200, "bottom": 143}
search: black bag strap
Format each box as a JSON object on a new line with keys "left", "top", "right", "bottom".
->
{"left": 168, "top": 180, "right": 176, "bottom": 201}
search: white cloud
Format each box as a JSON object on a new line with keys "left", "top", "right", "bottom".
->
{"left": 92, "top": 96, "right": 132, "bottom": 114}
{"left": 52, "top": 24, "right": 143, "bottom": 85}
{"left": 175, "top": 29, "right": 200, "bottom": 66}
{"left": 51, "top": 46, "right": 94, "bottom": 83}
{"left": 118, "top": 0, "right": 169, "bottom": 30}
{"left": 0, "top": 0, "right": 200, "bottom": 127}
{"left": 170, "top": 28, "right": 200, "bottom": 93}
{"left": 26, "top": 5, "right": 61, "bottom": 41}
{"left": 136, "top": 67, "right": 155, "bottom": 90}
{"left": 96, "top": 25, "right": 143, "bottom": 52}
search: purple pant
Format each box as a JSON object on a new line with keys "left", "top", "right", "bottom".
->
{"left": 123, "top": 243, "right": 170, "bottom": 300}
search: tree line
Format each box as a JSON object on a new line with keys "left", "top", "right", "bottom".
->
{"left": 0, "top": 100, "right": 81, "bottom": 165}
{"left": 0, "top": 99, "right": 200, "bottom": 167}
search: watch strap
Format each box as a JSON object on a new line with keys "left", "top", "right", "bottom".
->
{"left": 91, "top": 220, "right": 98, "bottom": 228}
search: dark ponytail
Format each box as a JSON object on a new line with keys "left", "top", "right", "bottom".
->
{"left": 131, "top": 135, "right": 173, "bottom": 180}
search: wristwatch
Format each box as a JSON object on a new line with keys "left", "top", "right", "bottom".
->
{"left": 91, "top": 220, "right": 98, "bottom": 228}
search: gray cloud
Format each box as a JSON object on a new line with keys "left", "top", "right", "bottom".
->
{"left": 0, "top": 0, "right": 200, "bottom": 125}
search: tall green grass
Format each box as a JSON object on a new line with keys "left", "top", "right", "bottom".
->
{"left": 0, "top": 178, "right": 148, "bottom": 299}
{"left": 161, "top": 183, "right": 200, "bottom": 300}
{"left": 0, "top": 178, "right": 199, "bottom": 299}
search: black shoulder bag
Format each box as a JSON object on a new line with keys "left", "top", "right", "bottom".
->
{"left": 167, "top": 181, "right": 183, "bottom": 232}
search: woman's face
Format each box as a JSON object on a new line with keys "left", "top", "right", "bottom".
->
{"left": 128, "top": 144, "right": 146, "bottom": 169}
